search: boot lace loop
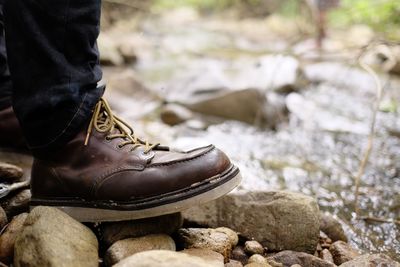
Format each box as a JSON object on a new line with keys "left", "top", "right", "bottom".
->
{"left": 84, "top": 98, "right": 158, "bottom": 153}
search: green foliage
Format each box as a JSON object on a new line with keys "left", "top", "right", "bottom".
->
{"left": 330, "top": 0, "right": 400, "bottom": 30}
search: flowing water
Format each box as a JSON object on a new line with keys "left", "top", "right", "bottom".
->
{"left": 104, "top": 9, "right": 400, "bottom": 259}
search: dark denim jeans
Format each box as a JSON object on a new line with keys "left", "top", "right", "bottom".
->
{"left": 0, "top": 0, "right": 104, "bottom": 156}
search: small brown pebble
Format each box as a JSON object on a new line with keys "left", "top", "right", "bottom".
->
{"left": 232, "top": 246, "right": 249, "bottom": 265}
{"left": 244, "top": 241, "right": 264, "bottom": 255}
{"left": 248, "top": 254, "right": 269, "bottom": 266}
{"left": 0, "top": 162, "right": 23, "bottom": 182}
{"left": 225, "top": 259, "right": 244, "bottom": 267}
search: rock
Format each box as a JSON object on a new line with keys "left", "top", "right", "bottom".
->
{"left": 269, "top": 250, "right": 336, "bottom": 267}
{"left": 232, "top": 246, "right": 249, "bottom": 265}
{"left": 319, "top": 213, "right": 347, "bottom": 242}
{"left": 245, "top": 263, "right": 270, "bottom": 267}
{"left": 101, "top": 213, "right": 182, "bottom": 247}
{"left": 113, "top": 250, "right": 214, "bottom": 267}
{"left": 340, "top": 254, "right": 400, "bottom": 267}
{"left": 0, "top": 162, "right": 23, "bottom": 182}
{"left": 182, "top": 248, "right": 224, "bottom": 267}
{"left": 329, "top": 241, "right": 360, "bottom": 265}
{"left": 0, "top": 207, "right": 7, "bottom": 229}
{"left": 104, "top": 234, "right": 176, "bottom": 266}
{"left": 0, "top": 213, "right": 28, "bottom": 264}
{"left": 267, "top": 259, "right": 284, "bottom": 267}
{"left": 14, "top": 206, "right": 98, "bottom": 267}
{"left": 215, "top": 227, "right": 239, "bottom": 248}
{"left": 98, "top": 34, "right": 124, "bottom": 66}
{"left": 160, "top": 104, "right": 193, "bottom": 126}
{"left": 183, "top": 191, "right": 320, "bottom": 253}
{"left": 118, "top": 42, "right": 138, "bottom": 64}
{"left": 225, "top": 260, "right": 244, "bottom": 267}
{"left": 290, "top": 265, "right": 302, "bottom": 267}
{"left": 248, "top": 254, "right": 270, "bottom": 266}
{"left": 184, "top": 88, "right": 270, "bottom": 127}
{"left": 320, "top": 249, "right": 334, "bottom": 263}
{"left": 2, "top": 189, "right": 31, "bottom": 217}
{"left": 177, "top": 228, "right": 233, "bottom": 262}
{"left": 244, "top": 241, "right": 265, "bottom": 255}
{"left": 232, "top": 55, "right": 303, "bottom": 93}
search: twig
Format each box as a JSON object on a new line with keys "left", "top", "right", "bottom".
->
{"left": 360, "top": 216, "right": 400, "bottom": 225}
{"left": 353, "top": 51, "right": 384, "bottom": 215}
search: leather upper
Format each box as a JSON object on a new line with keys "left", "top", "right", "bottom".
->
{"left": 31, "top": 128, "right": 231, "bottom": 201}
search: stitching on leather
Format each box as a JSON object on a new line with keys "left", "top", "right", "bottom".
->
{"left": 148, "top": 145, "right": 215, "bottom": 167}
{"left": 91, "top": 165, "right": 143, "bottom": 197}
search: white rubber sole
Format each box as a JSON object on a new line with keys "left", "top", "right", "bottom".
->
{"left": 31, "top": 172, "right": 241, "bottom": 222}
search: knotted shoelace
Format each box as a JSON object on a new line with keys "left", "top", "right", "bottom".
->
{"left": 84, "top": 98, "right": 159, "bottom": 153}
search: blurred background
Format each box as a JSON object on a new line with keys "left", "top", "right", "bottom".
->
{"left": 98, "top": 0, "right": 400, "bottom": 260}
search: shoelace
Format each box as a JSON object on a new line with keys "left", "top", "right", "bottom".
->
{"left": 84, "top": 98, "right": 159, "bottom": 153}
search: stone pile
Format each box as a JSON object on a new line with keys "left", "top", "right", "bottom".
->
{"left": 1, "top": 162, "right": 400, "bottom": 267}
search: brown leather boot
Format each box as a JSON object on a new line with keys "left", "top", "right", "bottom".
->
{"left": 30, "top": 98, "right": 241, "bottom": 222}
{"left": 0, "top": 106, "right": 27, "bottom": 152}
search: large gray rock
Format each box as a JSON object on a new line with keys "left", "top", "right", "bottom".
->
{"left": 269, "top": 251, "right": 336, "bottom": 267}
{"left": 183, "top": 88, "right": 271, "bottom": 127}
{"left": 177, "top": 228, "right": 233, "bottom": 262}
{"left": 14, "top": 206, "right": 98, "bottom": 267}
{"left": 329, "top": 241, "right": 360, "bottom": 265}
{"left": 104, "top": 234, "right": 175, "bottom": 266}
{"left": 319, "top": 213, "right": 347, "bottom": 242}
{"left": 0, "top": 213, "right": 27, "bottom": 264}
{"left": 113, "top": 250, "right": 215, "bottom": 267}
{"left": 101, "top": 213, "right": 182, "bottom": 247}
{"left": 0, "top": 162, "right": 23, "bottom": 182}
{"left": 183, "top": 191, "right": 320, "bottom": 253}
{"left": 340, "top": 254, "right": 400, "bottom": 267}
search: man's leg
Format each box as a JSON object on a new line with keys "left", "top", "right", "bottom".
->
{"left": 3, "top": 0, "right": 241, "bottom": 222}
{"left": 0, "top": 0, "right": 12, "bottom": 110}
{"left": 4, "top": 0, "right": 104, "bottom": 156}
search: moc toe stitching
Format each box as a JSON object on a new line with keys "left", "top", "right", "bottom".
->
{"left": 148, "top": 145, "right": 216, "bottom": 167}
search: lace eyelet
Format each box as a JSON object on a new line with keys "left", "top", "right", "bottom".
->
{"left": 117, "top": 144, "right": 123, "bottom": 149}
{"left": 105, "top": 136, "right": 111, "bottom": 141}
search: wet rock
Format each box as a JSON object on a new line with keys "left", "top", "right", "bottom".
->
{"left": 269, "top": 250, "right": 336, "bottom": 267}
{"left": 14, "top": 206, "right": 98, "bottom": 267}
{"left": 182, "top": 248, "right": 224, "bottom": 267}
{"left": 329, "top": 241, "right": 360, "bottom": 265}
{"left": 232, "top": 246, "right": 249, "bottom": 265}
{"left": 244, "top": 241, "right": 265, "bottom": 255}
{"left": 183, "top": 191, "right": 320, "bottom": 253}
{"left": 98, "top": 34, "right": 124, "bottom": 66}
{"left": 0, "top": 207, "right": 6, "bottom": 229}
{"left": 101, "top": 212, "right": 182, "bottom": 247}
{"left": 0, "top": 162, "right": 23, "bottom": 182}
{"left": 104, "top": 234, "right": 176, "bottom": 266}
{"left": 160, "top": 104, "right": 193, "bottom": 126}
{"left": 113, "top": 250, "right": 213, "bottom": 267}
{"left": 319, "top": 213, "right": 347, "bottom": 242}
{"left": 248, "top": 254, "right": 270, "bottom": 266}
{"left": 178, "top": 228, "right": 233, "bottom": 262}
{"left": 2, "top": 189, "right": 31, "bottom": 217}
{"left": 340, "top": 254, "right": 400, "bottom": 267}
{"left": 183, "top": 88, "right": 270, "bottom": 127}
{"left": 0, "top": 213, "right": 28, "bottom": 264}
{"left": 320, "top": 249, "right": 334, "bottom": 263}
{"left": 225, "top": 260, "right": 244, "bottom": 267}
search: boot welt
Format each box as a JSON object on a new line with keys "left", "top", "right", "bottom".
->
{"left": 30, "top": 164, "right": 241, "bottom": 222}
